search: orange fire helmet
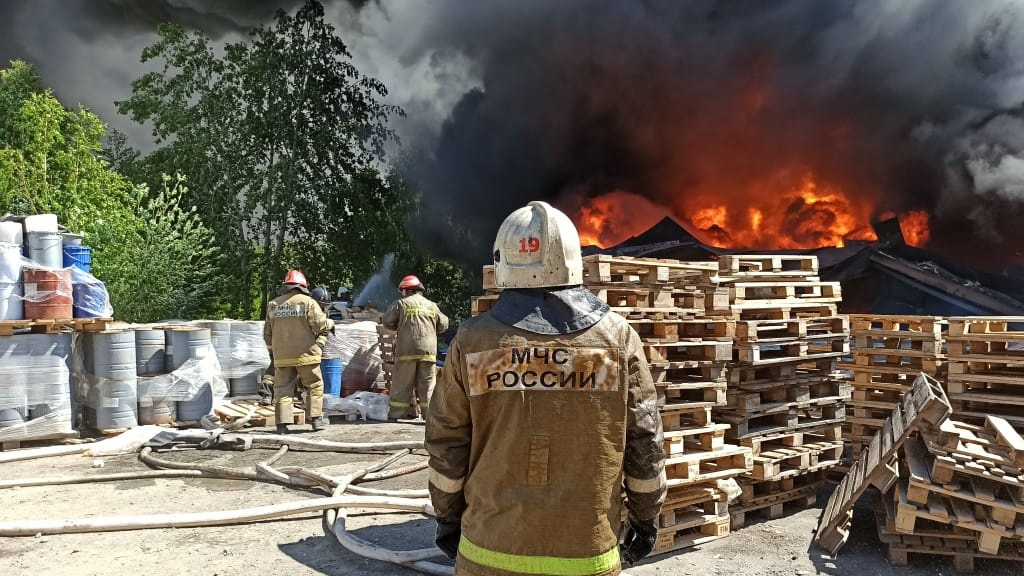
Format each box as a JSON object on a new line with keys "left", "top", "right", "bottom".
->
{"left": 283, "top": 269, "right": 308, "bottom": 288}
{"left": 398, "top": 275, "right": 423, "bottom": 291}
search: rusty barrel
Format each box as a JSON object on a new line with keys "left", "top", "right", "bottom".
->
{"left": 23, "top": 268, "right": 72, "bottom": 320}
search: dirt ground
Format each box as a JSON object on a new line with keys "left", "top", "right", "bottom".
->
{"left": 0, "top": 421, "right": 1020, "bottom": 576}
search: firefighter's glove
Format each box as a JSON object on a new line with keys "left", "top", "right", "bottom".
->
{"left": 309, "top": 335, "right": 328, "bottom": 357}
{"left": 621, "top": 517, "right": 658, "bottom": 566}
{"left": 435, "top": 517, "right": 461, "bottom": 560}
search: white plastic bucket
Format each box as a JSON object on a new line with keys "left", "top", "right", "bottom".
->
{"left": 0, "top": 282, "right": 24, "bottom": 320}
{"left": 61, "top": 233, "right": 84, "bottom": 247}
{"left": 27, "top": 232, "right": 62, "bottom": 268}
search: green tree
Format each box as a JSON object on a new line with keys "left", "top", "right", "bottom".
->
{"left": 118, "top": 0, "right": 408, "bottom": 318}
{"left": 0, "top": 60, "right": 220, "bottom": 322}
{"left": 97, "top": 174, "right": 221, "bottom": 322}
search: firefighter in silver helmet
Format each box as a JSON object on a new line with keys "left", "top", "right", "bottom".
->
{"left": 425, "top": 201, "right": 667, "bottom": 575}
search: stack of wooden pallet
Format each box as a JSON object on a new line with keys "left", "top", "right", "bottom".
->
{"left": 882, "top": 415, "right": 1024, "bottom": 571}
{"left": 584, "top": 256, "right": 751, "bottom": 556}
{"left": 817, "top": 371, "right": 1024, "bottom": 572}
{"left": 946, "top": 317, "right": 1024, "bottom": 427}
{"left": 477, "top": 255, "right": 753, "bottom": 555}
{"left": 841, "top": 315, "right": 948, "bottom": 457}
{"left": 706, "top": 254, "right": 850, "bottom": 528}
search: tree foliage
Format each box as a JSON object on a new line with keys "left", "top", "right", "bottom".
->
{"left": 118, "top": 0, "right": 410, "bottom": 318}
{"left": 0, "top": 60, "right": 220, "bottom": 322}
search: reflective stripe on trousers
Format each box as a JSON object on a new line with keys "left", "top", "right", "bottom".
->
{"left": 459, "top": 535, "right": 620, "bottom": 575}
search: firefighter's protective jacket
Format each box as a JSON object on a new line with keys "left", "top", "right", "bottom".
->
{"left": 382, "top": 292, "right": 449, "bottom": 363}
{"left": 264, "top": 289, "right": 333, "bottom": 367}
{"left": 425, "top": 310, "right": 666, "bottom": 576}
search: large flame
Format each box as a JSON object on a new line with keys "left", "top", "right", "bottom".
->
{"left": 569, "top": 172, "right": 931, "bottom": 250}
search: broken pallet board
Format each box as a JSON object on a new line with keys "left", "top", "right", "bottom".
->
{"left": 814, "top": 372, "right": 952, "bottom": 555}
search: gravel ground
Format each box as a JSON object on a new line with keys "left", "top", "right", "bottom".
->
{"left": 0, "top": 420, "right": 1019, "bottom": 576}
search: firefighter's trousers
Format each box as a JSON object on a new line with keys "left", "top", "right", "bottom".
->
{"left": 389, "top": 360, "right": 436, "bottom": 420}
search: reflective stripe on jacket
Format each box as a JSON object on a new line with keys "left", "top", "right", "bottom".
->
{"left": 264, "top": 289, "right": 333, "bottom": 367}
{"left": 382, "top": 293, "right": 449, "bottom": 362}
{"left": 425, "top": 309, "right": 666, "bottom": 576}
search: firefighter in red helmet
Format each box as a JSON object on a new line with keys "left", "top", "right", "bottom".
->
{"left": 263, "top": 269, "right": 334, "bottom": 432}
{"left": 382, "top": 274, "right": 449, "bottom": 420}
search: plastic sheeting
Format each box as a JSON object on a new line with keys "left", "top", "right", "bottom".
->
{"left": 323, "top": 391, "right": 389, "bottom": 421}
{"left": 0, "top": 333, "right": 74, "bottom": 442}
{"left": 323, "top": 321, "right": 381, "bottom": 363}
{"left": 74, "top": 333, "right": 229, "bottom": 427}
{"left": 0, "top": 243, "right": 112, "bottom": 318}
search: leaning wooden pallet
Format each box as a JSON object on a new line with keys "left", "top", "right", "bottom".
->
{"left": 946, "top": 316, "right": 1024, "bottom": 427}
{"left": 706, "top": 254, "right": 849, "bottom": 528}
{"left": 841, "top": 315, "right": 948, "bottom": 457}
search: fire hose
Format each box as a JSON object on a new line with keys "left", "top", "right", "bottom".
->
{"left": 0, "top": 429, "right": 452, "bottom": 575}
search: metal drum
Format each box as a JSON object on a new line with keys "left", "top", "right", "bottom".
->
{"left": 229, "top": 373, "right": 261, "bottom": 397}
{"left": 167, "top": 327, "right": 214, "bottom": 422}
{"left": 90, "top": 330, "right": 138, "bottom": 431}
{"left": 135, "top": 328, "right": 174, "bottom": 425}
{"left": 25, "top": 333, "right": 72, "bottom": 420}
{"left": 201, "top": 319, "right": 235, "bottom": 376}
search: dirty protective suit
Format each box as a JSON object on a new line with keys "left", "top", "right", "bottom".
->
{"left": 425, "top": 286, "right": 667, "bottom": 576}
{"left": 264, "top": 288, "right": 334, "bottom": 422}
{"left": 382, "top": 292, "right": 449, "bottom": 419}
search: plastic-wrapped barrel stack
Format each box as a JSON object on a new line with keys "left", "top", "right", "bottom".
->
{"left": 87, "top": 330, "right": 138, "bottom": 431}
{"left": 167, "top": 326, "right": 213, "bottom": 422}
{"left": 136, "top": 327, "right": 175, "bottom": 425}
{"left": 231, "top": 321, "right": 267, "bottom": 396}
{"left": 0, "top": 333, "right": 74, "bottom": 441}
{"left": 200, "top": 319, "right": 267, "bottom": 397}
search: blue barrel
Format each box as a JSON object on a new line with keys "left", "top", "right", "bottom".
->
{"left": 63, "top": 245, "right": 92, "bottom": 273}
{"left": 73, "top": 281, "right": 108, "bottom": 318}
{"left": 322, "top": 358, "right": 343, "bottom": 396}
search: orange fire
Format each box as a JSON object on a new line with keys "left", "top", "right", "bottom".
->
{"left": 571, "top": 190, "right": 668, "bottom": 248}
{"left": 570, "top": 172, "right": 931, "bottom": 251}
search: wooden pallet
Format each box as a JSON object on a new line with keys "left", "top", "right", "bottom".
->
{"left": 724, "top": 379, "right": 844, "bottom": 416}
{"left": 730, "top": 482, "right": 820, "bottom": 529}
{"left": 876, "top": 489, "right": 1024, "bottom": 573}
{"left": 644, "top": 341, "right": 732, "bottom": 363}
{"left": 657, "top": 484, "right": 728, "bottom": 528}
{"left": 651, "top": 512, "right": 731, "bottom": 555}
{"left": 0, "top": 431, "right": 79, "bottom": 451}
{"left": 727, "top": 303, "right": 839, "bottom": 322}
{"left": 663, "top": 423, "right": 731, "bottom": 455}
{"left": 814, "top": 372, "right": 952, "bottom": 555}
{"left": 661, "top": 404, "right": 714, "bottom": 431}
{"left": 587, "top": 284, "right": 709, "bottom": 312}
{"left": 852, "top": 335, "right": 944, "bottom": 354}
{"left": 631, "top": 318, "right": 735, "bottom": 342}
{"left": 664, "top": 445, "right": 753, "bottom": 487}
{"left": 750, "top": 440, "right": 843, "bottom": 481}
{"left": 737, "top": 424, "right": 843, "bottom": 455}
{"left": 850, "top": 314, "right": 947, "bottom": 336}
{"left": 582, "top": 255, "right": 717, "bottom": 285}
{"left": 717, "top": 402, "right": 845, "bottom": 439}
{"left": 904, "top": 435, "right": 1024, "bottom": 530}
{"left": 727, "top": 359, "right": 837, "bottom": 386}
{"left": 658, "top": 381, "right": 727, "bottom": 407}
{"left": 727, "top": 281, "right": 842, "bottom": 306}
{"left": 734, "top": 338, "right": 848, "bottom": 365}
{"left": 894, "top": 473, "right": 1017, "bottom": 556}
{"left": 214, "top": 399, "right": 306, "bottom": 427}
{"left": 735, "top": 316, "right": 849, "bottom": 342}
{"left": 470, "top": 294, "right": 499, "bottom": 317}
{"left": 0, "top": 317, "right": 113, "bottom": 336}
{"left": 718, "top": 254, "right": 819, "bottom": 277}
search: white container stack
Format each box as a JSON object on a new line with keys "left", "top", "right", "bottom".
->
{"left": 0, "top": 333, "right": 74, "bottom": 443}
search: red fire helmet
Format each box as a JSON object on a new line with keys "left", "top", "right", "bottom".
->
{"left": 398, "top": 275, "right": 423, "bottom": 291}
{"left": 283, "top": 269, "right": 308, "bottom": 288}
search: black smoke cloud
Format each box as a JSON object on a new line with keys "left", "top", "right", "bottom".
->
{"left": 2, "top": 1, "right": 1024, "bottom": 268}
{"left": 396, "top": 0, "right": 1024, "bottom": 267}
